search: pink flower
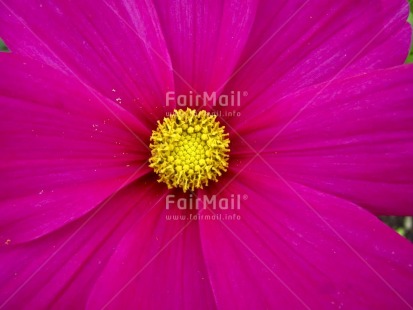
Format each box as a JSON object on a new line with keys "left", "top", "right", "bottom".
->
{"left": 1, "top": 0, "right": 413, "bottom": 309}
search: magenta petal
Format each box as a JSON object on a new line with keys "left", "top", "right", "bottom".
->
{"left": 231, "top": 65, "right": 413, "bottom": 216}
{"left": 0, "top": 182, "right": 160, "bottom": 309}
{"left": 153, "top": 0, "right": 257, "bottom": 96}
{"left": 222, "top": 0, "right": 411, "bottom": 108}
{"left": 200, "top": 176, "right": 413, "bottom": 308}
{"left": 0, "top": 55, "right": 150, "bottom": 243}
{"left": 0, "top": 0, "right": 174, "bottom": 120}
{"left": 87, "top": 192, "right": 215, "bottom": 309}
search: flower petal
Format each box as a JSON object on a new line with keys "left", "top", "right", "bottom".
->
{"left": 0, "top": 0, "right": 175, "bottom": 121}
{"left": 200, "top": 176, "right": 413, "bottom": 308}
{"left": 153, "top": 0, "right": 257, "bottom": 97}
{"left": 231, "top": 65, "right": 413, "bottom": 215}
{"left": 87, "top": 191, "right": 216, "bottom": 309}
{"left": 0, "top": 181, "right": 163, "bottom": 309}
{"left": 221, "top": 0, "right": 411, "bottom": 109}
{"left": 0, "top": 55, "right": 150, "bottom": 243}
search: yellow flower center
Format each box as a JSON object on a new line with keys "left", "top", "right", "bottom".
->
{"left": 149, "top": 108, "right": 230, "bottom": 192}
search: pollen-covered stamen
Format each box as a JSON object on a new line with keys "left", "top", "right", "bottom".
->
{"left": 149, "top": 108, "right": 230, "bottom": 192}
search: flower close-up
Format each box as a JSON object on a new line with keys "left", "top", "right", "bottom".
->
{"left": 1, "top": 0, "right": 413, "bottom": 309}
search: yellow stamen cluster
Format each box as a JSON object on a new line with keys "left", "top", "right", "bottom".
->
{"left": 149, "top": 108, "right": 230, "bottom": 192}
